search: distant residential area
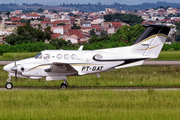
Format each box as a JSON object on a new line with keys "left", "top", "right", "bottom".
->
{"left": 0, "top": 6, "right": 180, "bottom": 45}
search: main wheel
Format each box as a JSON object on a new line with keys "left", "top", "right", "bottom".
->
{"left": 5, "top": 82, "right": 13, "bottom": 89}
{"left": 61, "top": 83, "right": 67, "bottom": 89}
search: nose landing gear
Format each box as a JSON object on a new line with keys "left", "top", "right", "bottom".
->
{"left": 5, "top": 73, "right": 13, "bottom": 89}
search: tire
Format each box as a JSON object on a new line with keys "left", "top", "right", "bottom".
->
{"left": 61, "top": 83, "right": 67, "bottom": 89}
{"left": 5, "top": 82, "right": 13, "bottom": 89}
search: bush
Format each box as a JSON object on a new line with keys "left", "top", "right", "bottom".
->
{"left": 162, "top": 42, "right": 180, "bottom": 51}
{"left": 0, "top": 42, "right": 56, "bottom": 53}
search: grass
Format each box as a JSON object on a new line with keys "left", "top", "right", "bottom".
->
{"left": 0, "top": 89, "right": 180, "bottom": 120}
{"left": 1, "top": 51, "right": 180, "bottom": 61}
{"left": 1, "top": 65, "right": 180, "bottom": 88}
{"left": 154, "top": 51, "right": 180, "bottom": 61}
{"left": 1, "top": 64, "right": 180, "bottom": 119}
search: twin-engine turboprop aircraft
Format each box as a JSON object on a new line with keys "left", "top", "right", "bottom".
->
{"left": 3, "top": 24, "right": 171, "bottom": 89}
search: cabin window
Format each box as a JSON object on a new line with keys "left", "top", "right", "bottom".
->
{"left": 64, "top": 54, "right": 70, "bottom": 60}
{"left": 71, "top": 54, "right": 77, "bottom": 60}
{"left": 57, "top": 54, "right": 62, "bottom": 59}
{"left": 43, "top": 54, "right": 50, "bottom": 59}
{"left": 35, "top": 52, "right": 42, "bottom": 59}
{"left": 38, "top": 55, "right": 42, "bottom": 59}
{"left": 96, "top": 54, "right": 103, "bottom": 59}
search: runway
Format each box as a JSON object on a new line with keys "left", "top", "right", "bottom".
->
{"left": 1, "top": 61, "right": 180, "bottom": 66}
{"left": 0, "top": 86, "right": 180, "bottom": 91}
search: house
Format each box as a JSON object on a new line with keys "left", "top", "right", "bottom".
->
{"left": 151, "top": 17, "right": 165, "bottom": 21}
{"left": 20, "top": 14, "right": 29, "bottom": 19}
{"left": 81, "top": 22, "right": 91, "bottom": 27}
{"left": 51, "top": 26, "right": 64, "bottom": 35}
{"left": 64, "top": 29, "right": 89, "bottom": 43}
{"left": 64, "top": 34, "right": 78, "bottom": 44}
{"left": 141, "top": 13, "right": 149, "bottom": 20}
{"left": 91, "top": 24, "right": 101, "bottom": 35}
{"left": 29, "top": 13, "right": 40, "bottom": 19}
{"left": 11, "top": 17, "right": 21, "bottom": 22}
{"left": 30, "top": 20, "right": 41, "bottom": 28}
{"left": 70, "top": 17, "right": 75, "bottom": 24}
{"left": 74, "top": 16, "right": 81, "bottom": 25}
{"left": 41, "top": 20, "right": 51, "bottom": 28}
{"left": 167, "top": 7, "right": 176, "bottom": 15}
{"left": 106, "top": 22, "right": 122, "bottom": 34}
{"left": 93, "top": 18, "right": 104, "bottom": 24}
{"left": 101, "top": 22, "right": 122, "bottom": 34}
{"left": 101, "top": 22, "right": 111, "bottom": 29}
{"left": 81, "top": 21, "right": 92, "bottom": 33}
{"left": 15, "top": 10, "right": 23, "bottom": 15}
{"left": 51, "top": 20, "right": 70, "bottom": 27}
{"left": 111, "top": 22, "right": 122, "bottom": 30}
{"left": 51, "top": 33, "right": 60, "bottom": 39}
{"left": 4, "top": 21, "right": 17, "bottom": 31}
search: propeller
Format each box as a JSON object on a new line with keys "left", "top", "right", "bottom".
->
{"left": 15, "top": 55, "right": 17, "bottom": 81}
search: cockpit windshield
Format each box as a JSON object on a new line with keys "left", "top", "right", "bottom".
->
{"left": 35, "top": 52, "right": 42, "bottom": 59}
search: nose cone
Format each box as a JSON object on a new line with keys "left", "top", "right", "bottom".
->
{"left": 3, "top": 63, "right": 13, "bottom": 72}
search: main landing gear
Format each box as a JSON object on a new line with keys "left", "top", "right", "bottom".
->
{"left": 61, "top": 79, "right": 68, "bottom": 89}
{"left": 5, "top": 73, "right": 13, "bottom": 89}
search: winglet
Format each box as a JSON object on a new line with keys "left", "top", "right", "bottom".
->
{"left": 78, "top": 46, "right": 83, "bottom": 51}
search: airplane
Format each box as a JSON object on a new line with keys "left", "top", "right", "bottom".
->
{"left": 3, "top": 24, "right": 172, "bottom": 89}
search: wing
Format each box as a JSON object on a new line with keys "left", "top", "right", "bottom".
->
{"left": 44, "top": 62, "right": 78, "bottom": 75}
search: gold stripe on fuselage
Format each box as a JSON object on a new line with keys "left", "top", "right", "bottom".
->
{"left": 134, "top": 34, "right": 167, "bottom": 46}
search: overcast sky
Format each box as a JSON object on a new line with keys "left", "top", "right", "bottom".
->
{"left": 1, "top": 0, "right": 180, "bottom": 5}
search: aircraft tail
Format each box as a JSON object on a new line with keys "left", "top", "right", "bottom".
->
{"left": 128, "top": 25, "right": 171, "bottom": 59}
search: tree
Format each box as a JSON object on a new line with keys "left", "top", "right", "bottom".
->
{"left": 116, "top": 24, "right": 145, "bottom": 44}
{"left": 6, "top": 11, "right": 10, "bottom": 19}
{"left": 100, "top": 31, "right": 107, "bottom": 36}
{"left": 5, "top": 34, "right": 35, "bottom": 45}
{"left": 104, "top": 13, "right": 144, "bottom": 26}
{"left": 37, "top": 8, "right": 44, "bottom": 13}
{"left": 50, "top": 38, "right": 72, "bottom": 49}
{"left": 89, "top": 29, "right": 96, "bottom": 36}
{"left": 6, "top": 23, "right": 52, "bottom": 45}
{"left": 57, "top": 23, "right": 66, "bottom": 26}
{"left": 53, "top": 10, "right": 58, "bottom": 13}
{"left": 71, "top": 23, "right": 81, "bottom": 29}
{"left": 68, "top": 12, "right": 74, "bottom": 17}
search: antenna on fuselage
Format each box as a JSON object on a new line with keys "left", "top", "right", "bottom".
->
{"left": 78, "top": 46, "right": 83, "bottom": 51}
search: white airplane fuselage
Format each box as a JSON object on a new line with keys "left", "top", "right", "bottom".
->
{"left": 4, "top": 47, "right": 140, "bottom": 79}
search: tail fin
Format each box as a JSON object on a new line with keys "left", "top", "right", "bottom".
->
{"left": 129, "top": 25, "right": 171, "bottom": 58}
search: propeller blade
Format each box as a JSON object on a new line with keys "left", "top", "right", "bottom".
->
{"left": 14, "top": 54, "right": 18, "bottom": 81}
{"left": 15, "top": 70, "right": 17, "bottom": 81}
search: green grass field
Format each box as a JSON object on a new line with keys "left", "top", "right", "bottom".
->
{"left": 1, "top": 51, "right": 180, "bottom": 61}
{"left": 0, "top": 89, "right": 180, "bottom": 120}
{"left": 1, "top": 64, "right": 180, "bottom": 119}
{"left": 154, "top": 51, "right": 180, "bottom": 61}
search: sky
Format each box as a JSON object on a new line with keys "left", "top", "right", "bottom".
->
{"left": 1, "top": 0, "right": 180, "bottom": 5}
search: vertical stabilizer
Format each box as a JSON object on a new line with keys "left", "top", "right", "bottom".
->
{"left": 128, "top": 25, "right": 171, "bottom": 58}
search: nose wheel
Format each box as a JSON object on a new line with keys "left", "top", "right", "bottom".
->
{"left": 5, "top": 82, "right": 13, "bottom": 89}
